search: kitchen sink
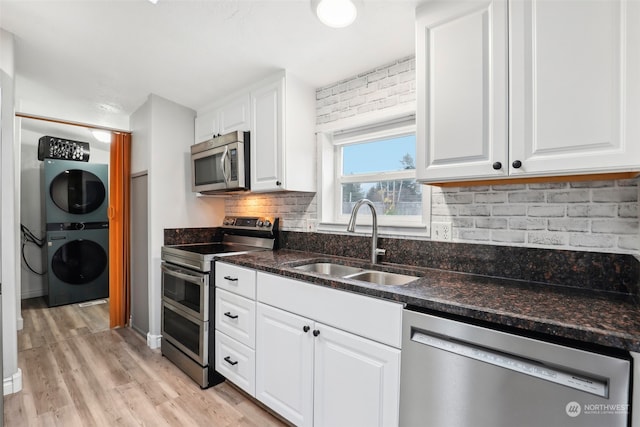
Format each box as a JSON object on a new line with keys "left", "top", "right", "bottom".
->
{"left": 293, "top": 261, "right": 418, "bottom": 286}
{"left": 344, "top": 270, "right": 417, "bottom": 286}
{"left": 294, "top": 262, "right": 364, "bottom": 277}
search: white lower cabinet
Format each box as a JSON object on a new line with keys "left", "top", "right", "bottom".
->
{"left": 256, "top": 303, "right": 314, "bottom": 426}
{"left": 255, "top": 272, "right": 402, "bottom": 427}
{"left": 215, "top": 330, "right": 256, "bottom": 396}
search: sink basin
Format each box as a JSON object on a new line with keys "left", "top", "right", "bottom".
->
{"left": 344, "top": 270, "right": 417, "bottom": 286}
{"left": 294, "top": 262, "right": 364, "bottom": 277}
{"left": 293, "top": 261, "right": 418, "bottom": 286}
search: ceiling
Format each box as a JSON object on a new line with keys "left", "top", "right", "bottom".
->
{"left": 1, "top": 0, "right": 423, "bottom": 131}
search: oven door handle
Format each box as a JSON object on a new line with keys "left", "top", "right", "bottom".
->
{"left": 161, "top": 263, "right": 206, "bottom": 285}
{"left": 221, "top": 146, "right": 230, "bottom": 187}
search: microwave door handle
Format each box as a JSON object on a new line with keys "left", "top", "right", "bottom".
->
{"left": 220, "top": 146, "right": 230, "bottom": 187}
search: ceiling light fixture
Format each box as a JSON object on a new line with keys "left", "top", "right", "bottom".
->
{"left": 91, "top": 129, "right": 112, "bottom": 144}
{"left": 148, "top": 0, "right": 159, "bottom": 4}
{"left": 315, "top": 0, "right": 357, "bottom": 28}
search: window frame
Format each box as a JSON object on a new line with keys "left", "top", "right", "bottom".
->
{"left": 317, "top": 109, "right": 431, "bottom": 237}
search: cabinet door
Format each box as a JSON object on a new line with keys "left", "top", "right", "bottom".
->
{"left": 313, "top": 323, "right": 401, "bottom": 427}
{"left": 509, "top": 0, "right": 640, "bottom": 176}
{"left": 218, "top": 94, "right": 251, "bottom": 134}
{"left": 250, "top": 78, "right": 284, "bottom": 192}
{"left": 194, "top": 109, "right": 218, "bottom": 144}
{"left": 255, "top": 303, "right": 313, "bottom": 427}
{"left": 416, "top": 0, "right": 508, "bottom": 182}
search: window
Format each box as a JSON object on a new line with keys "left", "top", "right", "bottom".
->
{"left": 318, "top": 115, "right": 430, "bottom": 235}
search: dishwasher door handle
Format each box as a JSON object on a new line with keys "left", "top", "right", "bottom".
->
{"left": 411, "top": 330, "right": 608, "bottom": 397}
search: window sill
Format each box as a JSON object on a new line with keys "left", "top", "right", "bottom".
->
{"left": 317, "top": 221, "right": 430, "bottom": 239}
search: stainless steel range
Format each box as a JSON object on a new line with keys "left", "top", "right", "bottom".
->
{"left": 160, "top": 216, "right": 278, "bottom": 388}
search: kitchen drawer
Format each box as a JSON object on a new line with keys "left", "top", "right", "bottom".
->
{"left": 257, "top": 272, "right": 403, "bottom": 348}
{"left": 216, "top": 288, "right": 256, "bottom": 348}
{"left": 215, "top": 330, "right": 256, "bottom": 397}
{"left": 215, "top": 262, "right": 256, "bottom": 299}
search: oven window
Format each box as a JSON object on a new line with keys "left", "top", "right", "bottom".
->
{"left": 163, "top": 272, "right": 202, "bottom": 314}
{"left": 163, "top": 306, "right": 202, "bottom": 357}
{"left": 194, "top": 154, "right": 225, "bottom": 186}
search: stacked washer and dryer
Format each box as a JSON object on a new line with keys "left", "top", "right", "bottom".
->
{"left": 42, "top": 149, "right": 110, "bottom": 307}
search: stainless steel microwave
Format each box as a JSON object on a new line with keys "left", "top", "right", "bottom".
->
{"left": 191, "top": 131, "right": 250, "bottom": 194}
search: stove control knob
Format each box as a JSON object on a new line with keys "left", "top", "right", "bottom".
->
{"left": 256, "top": 220, "right": 264, "bottom": 227}
{"left": 263, "top": 220, "right": 272, "bottom": 228}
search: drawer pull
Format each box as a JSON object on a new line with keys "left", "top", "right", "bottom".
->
{"left": 224, "top": 312, "right": 238, "bottom": 319}
{"left": 223, "top": 276, "right": 238, "bottom": 282}
{"left": 224, "top": 356, "right": 238, "bottom": 366}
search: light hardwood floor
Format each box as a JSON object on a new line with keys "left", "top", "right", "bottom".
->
{"left": 4, "top": 297, "right": 287, "bottom": 427}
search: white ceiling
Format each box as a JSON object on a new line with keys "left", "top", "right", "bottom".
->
{"left": 1, "top": 0, "right": 423, "bottom": 131}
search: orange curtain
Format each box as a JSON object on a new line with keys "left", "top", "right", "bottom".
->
{"left": 109, "top": 132, "right": 132, "bottom": 328}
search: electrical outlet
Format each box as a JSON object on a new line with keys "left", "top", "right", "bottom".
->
{"left": 432, "top": 222, "right": 452, "bottom": 241}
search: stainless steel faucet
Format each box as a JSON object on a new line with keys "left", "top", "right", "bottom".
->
{"left": 346, "top": 199, "right": 386, "bottom": 264}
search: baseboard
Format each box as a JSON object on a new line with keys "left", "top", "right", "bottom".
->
{"left": 21, "top": 288, "right": 45, "bottom": 300}
{"left": 3, "top": 368, "right": 23, "bottom": 396}
{"left": 147, "top": 332, "right": 162, "bottom": 349}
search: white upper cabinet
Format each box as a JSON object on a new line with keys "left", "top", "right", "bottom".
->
{"left": 250, "top": 71, "right": 316, "bottom": 192}
{"left": 509, "top": 0, "right": 640, "bottom": 177}
{"left": 194, "top": 94, "right": 250, "bottom": 144}
{"left": 416, "top": 0, "right": 508, "bottom": 182}
{"left": 218, "top": 94, "right": 251, "bottom": 135}
{"left": 416, "top": 0, "right": 640, "bottom": 183}
{"left": 194, "top": 108, "right": 219, "bottom": 144}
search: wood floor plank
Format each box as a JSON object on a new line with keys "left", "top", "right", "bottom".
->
{"left": 5, "top": 297, "right": 288, "bottom": 427}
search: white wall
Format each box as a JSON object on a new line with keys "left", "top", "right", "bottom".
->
{"left": 19, "top": 127, "right": 111, "bottom": 299}
{"left": 131, "top": 94, "right": 224, "bottom": 347}
{"left": 1, "top": 28, "right": 22, "bottom": 395}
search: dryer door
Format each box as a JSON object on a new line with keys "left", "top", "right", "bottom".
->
{"left": 50, "top": 169, "right": 106, "bottom": 216}
{"left": 43, "top": 159, "right": 109, "bottom": 223}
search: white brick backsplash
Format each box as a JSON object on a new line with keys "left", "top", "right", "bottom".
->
{"left": 492, "top": 230, "right": 526, "bottom": 243}
{"left": 567, "top": 204, "right": 617, "bottom": 217}
{"left": 592, "top": 188, "right": 638, "bottom": 202}
{"left": 569, "top": 234, "right": 617, "bottom": 248}
{"left": 591, "top": 220, "right": 639, "bottom": 234}
{"left": 509, "top": 218, "right": 547, "bottom": 230}
{"left": 458, "top": 205, "right": 491, "bottom": 216}
{"left": 527, "top": 205, "right": 565, "bottom": 217}
{"left": 528, "top": 232, "right": 568, "bottom": 246}
{"left": 507, "top": 191, "right": 545, "bottom": 203}
{"left": 474, "top": 192, "right": 506, "bottom": 204}
{"left": 476, "top": 218, "right": 508, "bottom": 229}
{"left": 492, "top": 205, "right": 526, "bottom": 216}
{"left": 548, "top": 218, "right": 589, "bottom": 232}
{"left": 221, "top": 56, "right": 639, "bottom": 256}
{"left": 546, "top": 190, "right": 590, "bottom": 203}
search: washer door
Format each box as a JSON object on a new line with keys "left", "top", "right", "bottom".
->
{"left": 51, "top": 239, "right": 108, "bottom": 285}
{"left": 50, "top": 169, "right": 107, "bottom": 215}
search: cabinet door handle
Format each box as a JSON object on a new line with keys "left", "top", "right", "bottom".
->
{"left": 313, "top": 329, "right": 320, "bottom": 337}
{"left": 276, "top": 180, "right": 282, "bottom": 186}
{"left": 224, "top": 312, "right": 238, "bottom": 319}
{"left": 512, "top": 160, "right": 522, "bottom": 169}
{"left": 492, "top": 161, "right": 502, "bottom": 170}
{"left": 223, "top": 276, "right": 238, "bottom": 282}
{"left": 303, "top": 325, "right": 310, "bottom": 333}
{"left": 224, "top": 356, "right": 238, "bottom": 366}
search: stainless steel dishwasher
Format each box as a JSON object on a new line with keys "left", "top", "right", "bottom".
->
{"left": 400, "top": 309, "right": 632, "bottom": 427}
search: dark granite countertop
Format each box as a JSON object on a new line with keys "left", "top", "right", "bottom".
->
{"left": 216, "top": 249, "right": 640, "bottom": 353}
